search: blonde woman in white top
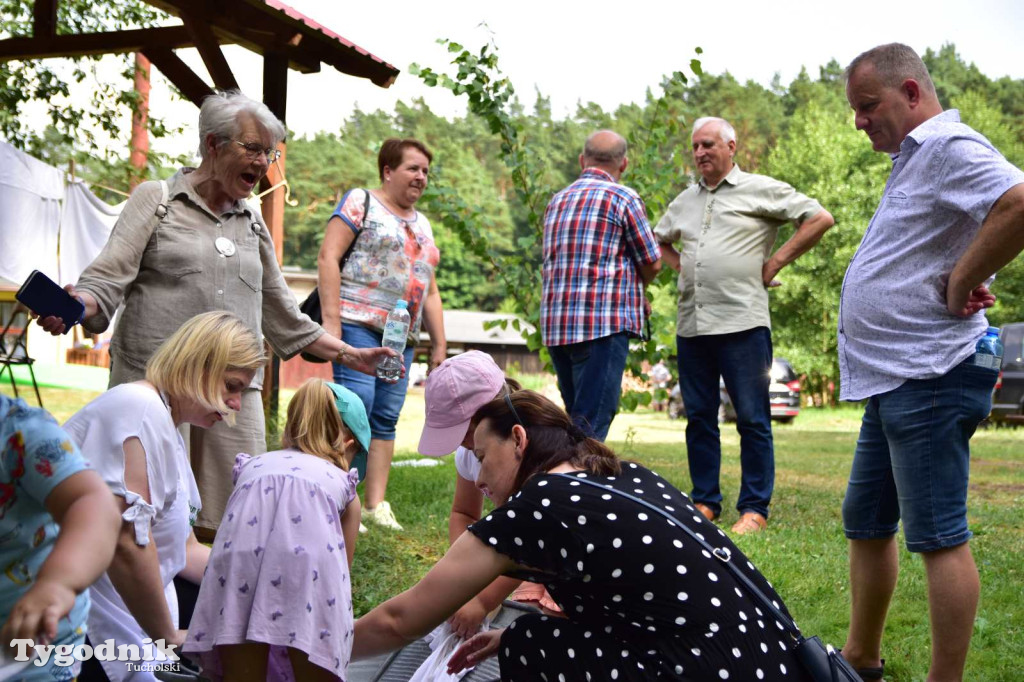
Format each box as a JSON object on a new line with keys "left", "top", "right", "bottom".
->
{"left": 64, "top": 312, "right": 264, "bottom": 682}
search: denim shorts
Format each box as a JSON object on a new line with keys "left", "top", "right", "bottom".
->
{"left": 332, "top": 323, "right": 414, "bottom": 441}
{"left": 842, "top": 356, "right": 997, "bottom": 552}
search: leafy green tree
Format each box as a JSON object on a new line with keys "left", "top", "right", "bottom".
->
{"left": 952, "top": 90, "right": 1024, "bottom": 168}
{"left": 924, "top": 43, "right": 1024, "bottom": 132}
{"left": 411, "top": 39, "right": 705, "bottom": 409}
{"left": 760, "top": 97, "right": 889, "bottom": 404}
{"left": 0, "top": 0, "right": 184, "bottom": 183}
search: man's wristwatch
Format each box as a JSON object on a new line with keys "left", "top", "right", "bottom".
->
{"left": 334, "top": 344, "right": 350, "bottom": 365}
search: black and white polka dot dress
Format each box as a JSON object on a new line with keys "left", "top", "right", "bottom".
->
{"left": 468, "top": 463, "right": 811, "bottom": 681}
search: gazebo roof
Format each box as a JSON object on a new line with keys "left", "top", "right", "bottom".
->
{"left": 147, "top": 0, "right": 398, "bottom": 86}
{"left": 0, "top": 0, "right": 399, "bottom": 104}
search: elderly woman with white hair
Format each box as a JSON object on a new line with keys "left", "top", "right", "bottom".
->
{"left": 39, "top": 90, "right": 393, "bottom": 540}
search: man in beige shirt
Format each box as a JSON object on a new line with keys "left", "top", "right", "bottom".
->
{"left": 655, "top": 117, "right": 834, "bottom": 533}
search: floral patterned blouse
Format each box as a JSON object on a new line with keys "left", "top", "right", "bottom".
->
{"left": 330, "top": 189, "right": 440, "bottom": 340}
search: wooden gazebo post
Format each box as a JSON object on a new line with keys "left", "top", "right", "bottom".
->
{"left": 260, "top": 52, "right": 288, "bottom": 422}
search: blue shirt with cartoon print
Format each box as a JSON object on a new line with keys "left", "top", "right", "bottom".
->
{"left": 0, "top": 394, "right": 91, "bottom": 680}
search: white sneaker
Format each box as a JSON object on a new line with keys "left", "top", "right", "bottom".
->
{"left": 359, "top": 522, "right": 368, "bottom": 534}
{"left": 363, "top": 500, "right": 403, "bottom": 531}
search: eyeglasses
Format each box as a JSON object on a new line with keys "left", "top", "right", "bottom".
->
{"left": 231, "top": 140, "right": 282, "bottom": 163}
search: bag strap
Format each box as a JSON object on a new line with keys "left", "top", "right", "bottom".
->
{"left": 157, "top": 179, "right": 169, "bottom": 217}
{"left": 553, "top": 473, "right": 805, "bottom": 643}
{"left": 338, "top": 189, "right": 372, "bottom": 273}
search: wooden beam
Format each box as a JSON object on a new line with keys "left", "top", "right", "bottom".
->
{"left": 0, "top": 26, "right": 204, "bottom": 61}
{"left": 33, "top": 0, "right": 57, "bottom": 39}
{"left": 181, "top": 12, "right": 238, "bottom": 91}
{"left": 142, "top": 46, "right": 213, "bottom": 107}
{"left": 206, "top": 21, "right": 321, "bottom": 74}
{"left": 262, "top": 51, "right": 288, "bottom": 125}
{"left": 280, "top": 43, "right": 321, "bottom": 75}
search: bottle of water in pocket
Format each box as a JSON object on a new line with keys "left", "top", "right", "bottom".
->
{"left": 971, "top": 326, "right": 1003, "bottom": 370}
{"left": 376, "top": 300, "right": 410, "bottom": 381}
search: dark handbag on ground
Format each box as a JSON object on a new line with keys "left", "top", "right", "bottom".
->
{"left": 556, "top": 474, "right": 861, "bottom": 682}
{"left": 299, "top": 190, "right": 372, "bottom": 363}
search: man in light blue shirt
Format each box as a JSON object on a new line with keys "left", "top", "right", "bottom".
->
{"left": 840, "top": 43, "right": 1024, "bottom": 681}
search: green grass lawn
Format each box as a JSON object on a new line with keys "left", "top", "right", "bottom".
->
{"left": 4, "top": 384, "right": 1022, "bottom": 680}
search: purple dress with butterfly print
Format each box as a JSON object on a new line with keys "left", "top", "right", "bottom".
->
{"left": 183, "top": 451, "right": 358, "bottom": 681}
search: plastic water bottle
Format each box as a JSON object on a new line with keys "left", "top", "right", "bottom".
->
{"left": 971, "top": 326, "right": 1003, "bottom": 370}
{"left": 376, "top": 300, "right": 410, "bottom": 381}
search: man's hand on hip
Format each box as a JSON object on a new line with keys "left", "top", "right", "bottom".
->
{"left": 762, "top": 259, "right": 783, "bottom": 288}
{"left": 946, "top": 280, "right": 996, "bottom": 317}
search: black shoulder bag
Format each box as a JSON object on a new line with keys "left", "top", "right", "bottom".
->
{"left": 555, "top": 474, "right": 860, "bottom": 682}
{"left": 299, "top": 190, "right": 372, "bottom": 363}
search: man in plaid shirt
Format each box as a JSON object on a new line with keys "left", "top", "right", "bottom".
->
{"left": 541, "top": 130, "right": 662, "bottom": 441}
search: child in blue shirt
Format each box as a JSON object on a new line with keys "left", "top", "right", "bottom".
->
{"left": 0, "top": 394, "right": 119, "bottom": 680}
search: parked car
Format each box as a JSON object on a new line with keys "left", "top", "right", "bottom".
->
{"left": 667, "top": 380, "right": 730, "bottom": 422}
{"left": 668, "top": 358, "right": 801, "bottom": 423}
{"left": 989, "top": 322, "right": 1024, "bottom": 426}
{"left": 766, "top": 358, "right": 801, "bottom": 423}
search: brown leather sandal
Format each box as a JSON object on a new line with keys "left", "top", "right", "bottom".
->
{"left": 694, "top": 502, "right": 720, "bottom": 522}
{"left": 730, "top": 511, "right": 767, "bottom": 534}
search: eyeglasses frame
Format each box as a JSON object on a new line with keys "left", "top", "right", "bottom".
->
{"left": 231, "top": 139, "right": 282, "bottom": 163}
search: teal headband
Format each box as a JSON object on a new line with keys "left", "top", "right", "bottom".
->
{"left": 326, "top": 382, "right": 370, "bottom": 459}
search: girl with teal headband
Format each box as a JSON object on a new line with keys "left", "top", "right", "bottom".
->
{"left": 183, "top": 378, "right": 369, "bottom": 681}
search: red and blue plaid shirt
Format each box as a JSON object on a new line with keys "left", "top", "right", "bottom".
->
{"left": 541, "top": 168, "right": 661, "bottom": 346}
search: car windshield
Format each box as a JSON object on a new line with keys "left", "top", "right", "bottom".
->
{"left": 770, "top": 361, "right": 794, "bottom": 382}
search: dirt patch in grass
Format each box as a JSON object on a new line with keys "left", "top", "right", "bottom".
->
{"left": 969, "top": 480, "right": 1024, "bottom": 502}
{"left": 973, "top": 458, "right": 1024, "bottom": 469}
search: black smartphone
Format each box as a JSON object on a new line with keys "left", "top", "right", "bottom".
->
{"left": 15, "top": 270, "right": 85, "bottom": 334}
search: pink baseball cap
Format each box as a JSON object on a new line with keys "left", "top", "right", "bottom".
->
{"left": 418, "top": 350, "right": 506, "bottom": 456}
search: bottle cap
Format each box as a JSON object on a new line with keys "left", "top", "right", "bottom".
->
{"left": 987, "top": 326, "right": 1000, "bottom": 335}
{"left": 395, "top": 300, "right": 408, "bottom": 309}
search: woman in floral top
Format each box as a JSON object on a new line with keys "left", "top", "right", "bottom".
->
{"left": 317, "top": 138, "right": 447, "bottom": 532}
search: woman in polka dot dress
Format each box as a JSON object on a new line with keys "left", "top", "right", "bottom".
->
{"left": 353, "top": 391, "right": 810, "bottom": 681}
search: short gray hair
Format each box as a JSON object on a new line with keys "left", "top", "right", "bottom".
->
{"left": 845, "top": 43, "right": 937, "bottom": 97}
{"left": 582, "top": 131, "right": 627, "bottom": 165}
{"left": 197, "top": 90, "right": 287, "bottom": 160}
{"left": 691, "top": 117, "right": 736, "bottom": 144}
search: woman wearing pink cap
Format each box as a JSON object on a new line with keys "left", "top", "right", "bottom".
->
{"left": 418, "top": 351, "right": 560, "bottom": 638}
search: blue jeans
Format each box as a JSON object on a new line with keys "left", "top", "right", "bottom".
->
{"left": 842, "top": 356, "right": 997, "bottom": 553}
{"left": 548, "top": 332, "right": 630, "bottom": 442}
{"left": 677, "top": 327, "right": 774, "bottom": 517}
{"left": 332, "top": 323, "right": 414, "bottom": 441}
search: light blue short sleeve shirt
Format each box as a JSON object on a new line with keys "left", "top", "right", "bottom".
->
{"left": 838, "top": 110, "right": 1024, "bottom": 401}
{"left": 0, "top": 395, "right": 91, "bottom": 678}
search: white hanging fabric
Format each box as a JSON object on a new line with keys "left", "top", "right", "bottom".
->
{"left": 59, "top": 179, "right": 125, "bottom": 283}
{"left": 0, "top": 140, "right": 125, "bottom": 287}
{"left": 0, "top": 141, "right": 63, "bottom": 283}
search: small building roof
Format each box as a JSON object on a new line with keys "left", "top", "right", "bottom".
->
{"left": 420, "top": 310, "right": 533, "bottom": 347}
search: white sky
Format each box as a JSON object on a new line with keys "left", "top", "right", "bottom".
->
{"left": 213, "top": 0, "right": 1024, "bottom": 135}
{"left": 26, "top": 0, "right": 1024, "bottom": 157}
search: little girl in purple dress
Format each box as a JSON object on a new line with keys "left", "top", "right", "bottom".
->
{"left": 183, "top": 379, "right": 369, "bottom": 681}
